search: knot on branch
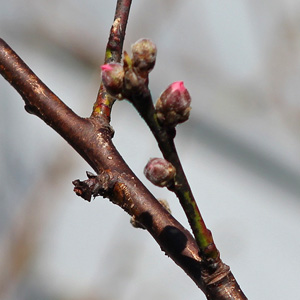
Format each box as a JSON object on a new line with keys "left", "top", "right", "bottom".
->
{"left": 200, "top": 256, "right": 230, "bottom": 286}
{"left": 72, "top": 170, "right": 116, "bottom": 202}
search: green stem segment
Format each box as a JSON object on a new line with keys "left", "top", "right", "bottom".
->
{"left": 130, "top": 88, "right": 219, "bottom": 260}
{"left": 92, "top": 0, "right": 132, "bottom": 120}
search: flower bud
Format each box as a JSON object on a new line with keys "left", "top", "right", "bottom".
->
{"left": 131, "top": 38, "right": 157, "bottom": 76}
{"left": 101, "top": 63, "right": 124, "bottom": 97}
{"left": 144, "top": 158, "right": 176, "bottom": 187}
{"left": 155, "top": 81, "right": 191, "bottom": 127}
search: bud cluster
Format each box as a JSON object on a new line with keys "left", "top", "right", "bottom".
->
{"left": 144, "top": 158, "right": 176, "bottom": 187}
{"left": 101, "top": 38, "right": 157, "bottom": 98}
{"left": 155, "top": 81, "right": 192, "bottom": 127}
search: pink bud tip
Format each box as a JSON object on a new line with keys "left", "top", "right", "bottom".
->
{"left": 171, "top": 81, "right": 185, "bottom": 93}
{"left": 100, "top": 63, "right": 124, "bottom": 97}
{"left": 155, "top": 81, "right": 191, "bottom": 127}
{"left": 101, "top": 64, "right": 113, "bottom": 71}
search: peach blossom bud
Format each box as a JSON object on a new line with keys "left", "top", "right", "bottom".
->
{"left": 131, "top": 38, "right": 157, "bottom": 75}
{"left": 101, "top": 63, "right": 124, "bottom": 97}
{"left": 144, "top": 158, "right": 176, "bottom": 187}
{"left": 156, "top": 81, "right": 191, "bottom": 127}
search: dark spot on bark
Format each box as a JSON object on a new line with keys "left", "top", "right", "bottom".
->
{"left": 138, "top": 211, "right": 153, "bottom": 229}
{"left": 159, "top": 225, "right": 187, "bottom": 255}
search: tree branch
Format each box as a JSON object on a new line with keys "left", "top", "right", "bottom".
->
{"left": 0, "top": 1, "right": 248, "bottom": 298}
{"left": 92, "top": 0, "right": 132, "bottom": 120}
{"left": 123, "top": 79, "right": 219, "bottom": 260}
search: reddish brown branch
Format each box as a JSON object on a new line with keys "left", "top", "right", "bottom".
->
{"left": 0, "top": 39, "right": 91, "bottom": 161}
{"left": 0, "top": 38, "right": 247, "bottom": 299}
{"left": 0, "top": 3, "right": 247, "bottom": 298}
{"left": 0, "top": 38, "right": 112, "bottom": 171}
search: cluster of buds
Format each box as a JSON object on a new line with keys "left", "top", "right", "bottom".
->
{"left": 101, "top": 40, "right": 192, "bottom": 128}
{"left": 144, "top": 158, "right": 176, "bottom": 188}
{"left": 101, "top": 38, "right": 157, "bottom": 98}
{"left": 155, "top": 81, "right": 192, "bottom": 127}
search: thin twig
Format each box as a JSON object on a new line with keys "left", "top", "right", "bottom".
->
{"left": 91, "top": 0, "right": 132, "bottom": 120}
{"left": 124, "top": 75, "right": 219, "bottom": 261}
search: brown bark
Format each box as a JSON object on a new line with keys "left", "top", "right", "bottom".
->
{"left": 0, "top": 0, "right": 249, "bottom": 296}
{"left": 0, "top": 37, "right": 247, "bottom": 300}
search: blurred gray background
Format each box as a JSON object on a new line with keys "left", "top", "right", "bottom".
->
{"left": 1, "top": 1, "right": 300, "bottom": 299}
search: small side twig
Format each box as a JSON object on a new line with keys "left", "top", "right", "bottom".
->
{"left": 73, "top": 170, "right": 116, "bottom": 201}
{"left": 114, "top": 42, "right": 219, "bottom": 261}
{"left": 91, "top": 0, "right": 132, "bottom": 120}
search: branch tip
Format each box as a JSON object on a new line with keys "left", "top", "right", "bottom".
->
{"left": 92, "top": 0, "right": 132, "bottom": 119}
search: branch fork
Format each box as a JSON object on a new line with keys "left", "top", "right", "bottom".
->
{"left": 0, "top": 0, "right": 248, "bottom": 299}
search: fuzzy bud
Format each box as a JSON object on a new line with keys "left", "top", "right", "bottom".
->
{"left": 155, "top": 81, "right": 191, "bottom": 126}
{"left": 144, "top": 158, "right": 176, "bottom": 187}
{"left": 101, "top": 63, "right": 124, "bottom": 97}
{"left": 131, "top": 38, "right": 157, "bottom": 76}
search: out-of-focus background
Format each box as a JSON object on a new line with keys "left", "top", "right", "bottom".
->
{"left": 1, "top": 1, "right": 300, "bottom": 299}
